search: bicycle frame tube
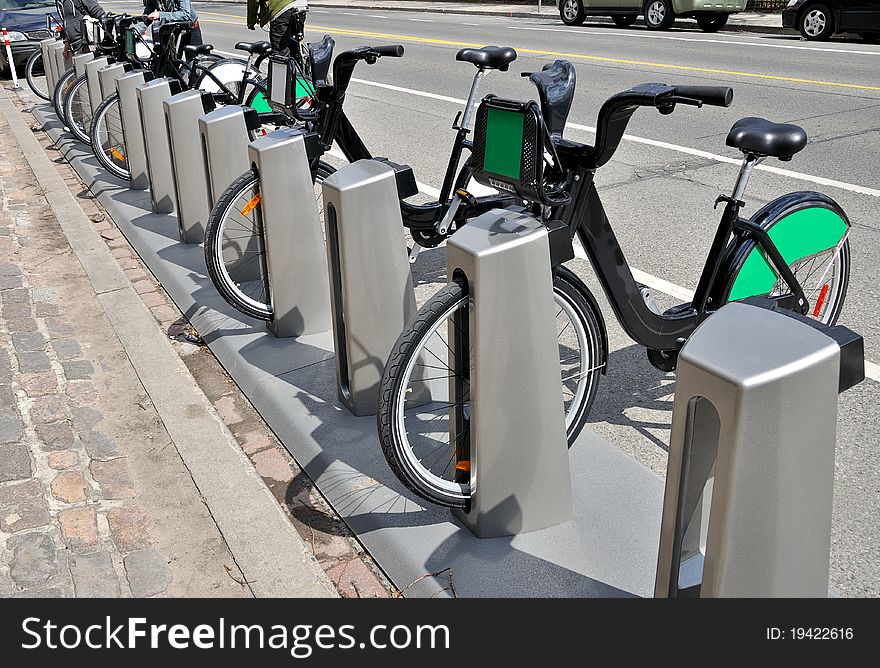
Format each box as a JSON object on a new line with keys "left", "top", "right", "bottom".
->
{"left": 566, "top": 169, "right": 812, "bottom": 352}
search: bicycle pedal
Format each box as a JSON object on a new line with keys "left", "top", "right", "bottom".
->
{"left": 640, "top": 287, "right": 662, "bottom": 315}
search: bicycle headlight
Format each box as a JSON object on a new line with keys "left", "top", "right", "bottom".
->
{"left": 5, "top": 31, "right": 27, "bottom": 42}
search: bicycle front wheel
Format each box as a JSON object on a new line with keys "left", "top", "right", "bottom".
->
{"left": 376, "top": 273, "right": 604, "bottom": 508}
{"left": 52, "top": 68, "right": 77, "bottom": 120}
{"left": 203, "top": 161, "right": 335, "bottom": 320}
{"left": 25, "top": 50, "right": 49, "bottom": 101}
{"left": 90, "top": 94, "right": 130, "bottom": 181}
{"left": 63, "top": 74, "right": 93, "bottom": 145}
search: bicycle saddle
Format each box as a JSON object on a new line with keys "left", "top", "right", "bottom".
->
{"left": 726, "top": 117, "right": 807, "bottom": 161}
{"left": 309, "top": 35, "right": 335, "bottom": 89}
{"left": 184, "top": 44, "right": 214, "bottom": 58}
{"left": 529, "top": 60, "right": 576, "bottom": 142}
{"left": 456, "top": 45, "right": 517, "bottom": 71}
{"left": 234, "top": 40, "right": 272, "bottom": 56}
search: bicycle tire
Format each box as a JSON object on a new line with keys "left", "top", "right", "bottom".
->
{"left": 377, "top": 273, "right": 604, "bottom": 508}
{"left": 90, "top": 93, "right": 130, "bottom": 181}
{"left": 63, "top": 74, "right": 93, "bottom": 145}
{"left": 25, "top": 49, "right": 50, "bottom": 101}
{"left": 52, "top": 67, "right": 77, "bottom": 121}
{"left": 204, "top": 161, "right": 335, "bottom": 320}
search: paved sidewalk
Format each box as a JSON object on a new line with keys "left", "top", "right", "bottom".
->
{"left": 209, "top": 0, "right": 786, "bottom": 32}
{"left": 0, "top": 85, "right": 342, "bottom": 598}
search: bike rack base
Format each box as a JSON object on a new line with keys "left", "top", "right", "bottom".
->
{"left": 116, "top": 70, "right": 149, "bottom": 190}
{"left": 322, "top": 160, "right": 417, "bottom": 416}
{"left": 447, "top": 208, "right": 573, "bottom": 538}
{"left": 136, "top": 78, "right": 176, "bottom": 214}
{"left": 249, "top": 128, "right": 332, "bottom": 337}
{"left": 164, "top": 90, "right": 213, "bottom": 243}
{"left": 655, "top": 302, "right": 844, "bottom": 597}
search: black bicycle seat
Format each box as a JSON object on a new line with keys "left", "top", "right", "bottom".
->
{"left": 184, "top": 44, "right": 214, "bottom": 58}
{"left": 529, "top": 60, "right": 576, "bottom": 142}
{"left": 726, "top": 117, "right": 807, "bottom": 160}
{"left": 456, "top": 46, "right": 517, "bottom": 71}
{"left": 235, "top": 40, "right": 272, "bottom": 56}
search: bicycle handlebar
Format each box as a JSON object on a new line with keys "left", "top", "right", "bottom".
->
{"left": 372, "top": 44, "right": 405, "bottom": 58}
{"left": 671, "top": 85, "right": 733, "bottom": 108}
{"left": 329, "top": 44, "right": 405, "bottom": 101}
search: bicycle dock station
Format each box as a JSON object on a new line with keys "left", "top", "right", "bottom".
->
{"left": 38, "top": 39, "right": 55, "bottom": 91}
{"left": 116, "top": 70, "right": 150, "bottom": 190}
{"left": 446, "top": 209, "right": 573, "bottom": 537}
{"left": 322, "top": 160, "right": 419, "bottom": 415}
{"left": 83, "top": 56, "right": 109, "bottom": 119}
{"left": 137, "top": 78, "right": 179, "bottom": 214}
{"left": 248, "top": 128, "right": 332, "bottom": 337}
{"left": 47, "top": 41, "right": 67, "bottom": 92}
{"left": 198, "top": 105, "right": 252, "bottom": 210}
{"left": 655, "top": 300, "right": 864, "bottom": 597}
{"left": 23, "top": 45, "right": 869, "bottom": 599}
{"left": 163, "top": 90, "right": 216, "bottom": 243}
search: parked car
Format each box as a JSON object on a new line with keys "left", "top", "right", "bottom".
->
{"left": 782, "top": 0, "right": 880, "bottom": 41}
{"left": 556, "top": 0, "right": 747, "bottom": 32}
{"left": 0, "top": 0, "right": 58, "bottom": 76}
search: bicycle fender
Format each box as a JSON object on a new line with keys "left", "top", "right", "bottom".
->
{"left": 719, "top": 191, "right": 850, "bottom": 304}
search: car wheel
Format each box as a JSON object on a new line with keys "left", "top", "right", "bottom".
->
{"left": 612, "top": 15, "right": 637, "bottom": 28}
{"left": 799, "top": 4, "right": 835, "bottom": 41}
{"left": 644, "top": 0, "right": 675, "bottom": 30}
{"left": 696, "top": 12, "right": 729, "bottom": 33}
{"left": 560, "top": 0, "right": 586, "bottom": 26}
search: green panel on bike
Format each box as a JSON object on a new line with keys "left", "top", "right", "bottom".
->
{"left": 484, "top": 106, "right": 524, "bottom": 179}
{"left": 248, "top": 90, "right": 272, "bottom": 114}
{"left": 729, "top": 206, "right": 848, "bottom": 301}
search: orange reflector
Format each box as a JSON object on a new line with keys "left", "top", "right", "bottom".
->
{"left": 455, "top": 461, "right": 471, "bottom": 473}
{"left": 813, "top": 283, "right": 830, "bottom": 317}
{"left": 110, "top": 148, "right": 126, "bottom": 162}
{"left": 240, "top": 193, "right": 262, "bottom": 217}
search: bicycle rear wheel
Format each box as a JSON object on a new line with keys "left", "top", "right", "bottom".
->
{"left": 63, "top": 74, "right": 93, "bottom": 145}
{"left": 376, "top": 273, "right": 604, "bottom": 508}
{"left": 53, "top": 68, "right": 77, "bottom": 120}
{"left": 25, "top": 50, "right": 50, "bottom": 101}
{"left": 724, "top": 200, "right": 850, "bottom": 325}
{"left": 203, "top": 161, "right": 335, "bottom": 320}
{"left": 90, "top": 93, "right": 130, "bottom": 181}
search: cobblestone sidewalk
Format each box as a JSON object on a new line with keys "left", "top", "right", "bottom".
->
{"left": 0, "top": 99, "right": 249, "bottom": 598}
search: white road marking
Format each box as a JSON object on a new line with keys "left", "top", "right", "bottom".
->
{"left": 409, "top": 18, "right": 433, "bottom": 23}
{"left": 351, "top": 78, "right": 880, "bottom": 198}
{"left": 462, "top": 23, "right": 481, "bottom": 26}
{"left": 371, "top": 15, "right": 388, "bottom": 19}
{"left": 866, "top": 360, "right": 880, "bottom": 384}
{"left": 506, "top": 25, "right": 880, "bottom": 57}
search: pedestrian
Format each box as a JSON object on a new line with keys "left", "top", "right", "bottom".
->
{"left": 246, "top": 0, "right": 308, "bottom": 59}
{"left": 143, "top": 0, "right": 204, "bottom": 48}
{"left": 59, "top": 0, "right": 108, "bottom": 54}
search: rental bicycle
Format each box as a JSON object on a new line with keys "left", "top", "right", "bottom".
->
{"left": 204, "top": 40, "right": 524, "bottom": 321}
{"left": 24, "top": 10, "right": 64, "bottom": 101}
{"left": 377, "top": 67, "right": 851, "bottom": 507}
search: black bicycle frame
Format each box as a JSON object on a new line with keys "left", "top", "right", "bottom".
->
{"left": 561, "top": 168, "right": 810, "bottom": 353}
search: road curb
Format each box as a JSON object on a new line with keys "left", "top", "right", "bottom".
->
{"left": 0, "top": 84, "right": 338, "bottom": 599}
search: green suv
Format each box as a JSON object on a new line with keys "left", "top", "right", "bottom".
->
{"left": 557, "top": 0, "right": 747, "bottom": 32}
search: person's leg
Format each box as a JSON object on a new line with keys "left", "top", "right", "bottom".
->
{"left": 269, "top": 7, "right": 296, "bottom": 57}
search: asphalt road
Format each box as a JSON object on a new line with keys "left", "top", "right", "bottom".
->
{"left": 108, "top": 1, "right": 880, "bottom": 596}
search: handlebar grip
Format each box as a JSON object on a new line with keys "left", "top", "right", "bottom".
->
{"left": 674, "top": 85, "right": 733, "bottom": 107}
{"left": 373, "top": 44, "right": 404, "bottom": 57}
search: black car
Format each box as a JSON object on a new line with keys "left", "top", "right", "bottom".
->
{"left": 0, "top": 0, "right": 58, "bottom": 75}
{"left": 782, "top": 0, "right": 880, "bottom": 41}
